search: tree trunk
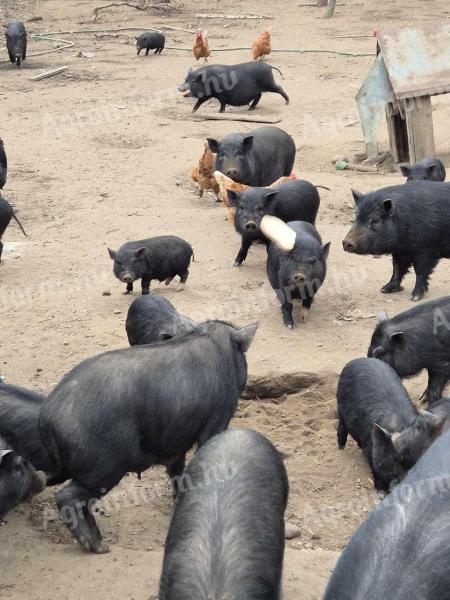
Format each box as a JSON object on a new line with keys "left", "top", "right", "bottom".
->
{"left": 323, "top": 0, "right": 336, "bottom": 17}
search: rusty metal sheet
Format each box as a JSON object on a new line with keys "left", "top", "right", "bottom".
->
{"left": 376, "top": 24, "right": 450, "bottom": 99}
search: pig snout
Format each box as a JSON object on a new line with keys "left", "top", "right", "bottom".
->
{"left": 244, "top": 221, "right": 258, "bottom": 233}
{"left": 343, "top": 237, "right": 356, "bottom": 253}
{"left": 225, "top": 168, "right": 239, "bottom": 180}
{"left": 122, "top": 274, "right": 134, "bottom": 284}
{"left": 293, "top": 272, "right": 306, "bottom": 284}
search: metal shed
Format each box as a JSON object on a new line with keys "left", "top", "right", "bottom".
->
{"left": 356, "top": 23, "right": 450, "bottom": 163}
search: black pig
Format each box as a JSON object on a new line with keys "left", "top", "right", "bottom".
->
{"left": 207, "top": 126, "right": 295, "bottom": 186}
{"left": 159, "top": 428, "right": 288, "bottom": 600}
{"left": 0, "top": 138, "right": 7, "bottom": 190}
{"left": 0, "top": 435, "right": 45, "bottom": 522}
{"left": 136, "top": 31, "right": 165, "bottom": 55}
{"left": 343, "top": 183, "right": 450, "bottom": 300}
{"left": 323, "top": 429, "right": 450, "bottom": 600}
{"left": 5, "top": 21, "right": 27, "bottom": 68}
{"left": 178, "top": 62, "right": 289, "bottom": 113}
{"left": 0, "top": 197, "right": 27, "bottom": 264}
{"left": 368, "top": 297, "right": 450, "bottom": 405}
{"left": 227, "top": 180, "right": 320, "bottom": 266}
{"left": 39, "top": 320, "right": 258, "bottom": 553}
{"left": 108, "top": 235, "right": 193, "bottom": 295}
{"left": 126, "top": 294, "right": 197, "bottom": 345}
{"left": 337, "top": 357, "right": 442, "bottom": 492}
{"left": 267, "top": 220, "right": 329, "bottom": 329}
{"left": 401, "top": 157, "right": 446, "bottom": 182}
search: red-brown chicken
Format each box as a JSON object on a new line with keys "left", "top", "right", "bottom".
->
{"left": 193, "top": 30, "right": 211, "bottom": 62}
{"left": 190, "top": 143, "right": 220, "bottom": 199}
{"left": 252, "top": 30, "right": 272, "bottom": 61}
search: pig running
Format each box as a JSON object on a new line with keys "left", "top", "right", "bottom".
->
{"left": 342, "top": 182, "right": 450, "bottom": 301}
{"left": 0, "top": 138, "right": 6, "bottom": 190}
{"left": 207, "top": 126, "right": 295, "bottom": 187}
{"left": 368, "top": 297, "right": 450, "bottom": 405}
{"left": 337, "top": 357, "right": 444, "bottom": 492}
{"left": 323, "top": 429, "right": 450, "bottom": 600}
{"left": 267, "top": 220, "right": 330, "bottom": 328}
{"left": 108, "top": 235, "right": 193, "bottom": 295}
{"left": 0, "top": 381, "right": 59, "bottom": 483}
{"left": 159, "top": 428, "right": 288, "bottom": 600}
{"left": 178, "top": 62, "right": 289, "bottom": 113}
{"left": 401, "top": 157, "right": 446, "bottom": 182}
{"left": 5, "top": 21, "right": 27, "bottom": 68}
{"left": 227, "top": 180, "right": 320, "bottom": 266}
{"left": 136, "top": 31, "right": 165, "bottom": 55}
{"left": 39, "top": 320, "right": 258, "bottom": 553}
{"left": 0, "top": 434, "right": 45, "bottom": 522}
{"left": 0, "top": 197, "right": 27, "bottom": 264}
{"left": 126, "top": 294, "right": 197, "bottom": 345}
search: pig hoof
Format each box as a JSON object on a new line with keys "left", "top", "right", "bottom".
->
{"left": 123, "top": 290, "right": 131, "bottom": 295}
{"left": 91, "top": 540, "right": 110, "bottom": 554}
{"left": 285, "top": 323, "right": 295, "bottom": 330}
{"left": 381, "top": 283, "right": 403, "bottom": 294}
{"left": 411, "top": 294, "right": 423, "bottom": 302}
{"left": 233, "top": 262, "right": 242, "bottom": 267}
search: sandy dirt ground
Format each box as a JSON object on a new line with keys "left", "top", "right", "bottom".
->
{"left": 1, "top": 0, "right": 450, "bottom": 598}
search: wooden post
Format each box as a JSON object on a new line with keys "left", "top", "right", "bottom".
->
{"left": 405, "top": 96, "right": 435, "bottom": 163}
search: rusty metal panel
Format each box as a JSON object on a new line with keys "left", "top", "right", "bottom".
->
{"left": 376, "top": 24, "right": 450, "bottom": 99}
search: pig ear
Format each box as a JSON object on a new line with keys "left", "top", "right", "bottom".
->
{"left": 207, "top": 138, "right": 219, "bottom": 154}
{"left": 232, "top": 322, "right": 259, "bottom": 353}
{"left": 351, "top": 189, "right": 364, "bottom": 205}
{"left": 426, "top": 162, "right": 441, "bottom": 178}
{"left": 321, "top": 242, "right": 331, "bottom": 260}
{"left": 383, "top": 199, "right": 394, "bottom": 214}
{"left": 420, "top": 411, "right": 446, "bottom": 433}
{"left": 135, "top": 247, "right": 147, "bottom": 258}
{"left": 227, "top": 190, "right": 240, "bottom": 207}
{"left": 108, "top": 248, "right": 117, "bottom": 260}
{"left": 242, "top": 136, "right": 254, "bottom": 152}
{"left": 196, "top": 71, "right": 207, "bottom": 83}
{"left": 0, "top": 448, "right": 14, "bottom": 467}
{"left": 390, "top": 331, "right": 405, "bottom": 345}
{"left": 378, "top": 310, "right": 389, "bottom": 323}
{"left": 372, "top": 424, "right": 394, "bottom": 446}
{"left": 263, "top": 191, "right": 278, "bottom": 205}
{"left": 400, "top": 165, "right": 410, "bottom": 178}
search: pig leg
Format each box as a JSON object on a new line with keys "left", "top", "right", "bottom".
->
{"left": 167, "top": 455, "right": 186, "bottom": 497}
{"left": 411, "top": 254, "right": 439, "bottom": 301}
{"left": 269, "top": 84, "right": 290, "bottom": 105}
{"left": 124, "top": 281, "right": 134, "bottom": 295}
{"left": 192, "top": 97, "right": 208, "bottom": 113}
{"left": 424, "top": 370, "right": 449, "bottom": 405}
{"left": 300, "top": 298, "right": 313, "bottom": 323}
{"left": 141, "top": 276, "right": 151, "bottom": 295}
{"left": 56, "top": 481, "right": 109, "bottom": 554}
{"left": 0, "top": 240, "right": 3, "bottom": 264}
{"left": 219, "top": 101, "right": 227, "bottom": 113}
{"left": 233, "top": 239, "right": 253, "bottom": 266}
{"left": 177, "top": 271, "right": 189, "bottom": 291}
{"left": 145, "top": 48, "right": 150, "bottom": 56}
{"left": 154, "top": 49, "right": 159, "bottom": 54}
{"left": 337, "top": 419, "right": 348, "bottom": 449}
{"left": 137, "top": 47, "right": 141, "bottom": 55}
{"left": 165, "top": 276, "right": 175, "bottom": 286}
{"left": 249, "top": 93, "right": 262, "bottom": 110}
{"left": 381, "top": 254, "right": 411, "bottom": 293}
{"left": 281, "top": 301, "right": 295, "bottom": 329}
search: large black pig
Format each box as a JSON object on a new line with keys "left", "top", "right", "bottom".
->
{"left": 401, "top": 157, "right": 446, "bottom": 182}
{"left": 178, "top": 62, "right": 289, "bottom": 113}
{"left": 5, "top": 21, "right": 27, "bottom": 68}
{"left": 368, "top": 297, "right": 450, "bottom": 405}
{"left": 136, "top": 31, "right": 165, "bottom": 55}
{"left": 0, "top": 381, "right": 59, "bottom": 483}
{"left": 337, "top": 357, "right": 443, "bottom": 492}
{"left": 0, "top": 138, "right": 7, "bottom": 190}
{"left": 266, "top": 219, "right": 330, "bottom": 328}
{"left": 108, "top": 235, "right": 193, "bottom": 295}
{"left": 39, "top": 320, "right": 258, "bottom": 553}
{"left": 227, "top": 180, "right": 320, "bottom": 266}
{"left": 0, "top": 435, "right": 45, "bottom": 521}
{"left": 342, "top": 183, "right": 450, "bottom": 301}
{"left": 159, "top": 428, "right": 288, "bottom": 600}
{"left": 0, "top": 197, "right": 27, "bottom": 263}
{"left": 323, "top": 429, "right": 450, "bottom": 600}
{"left": 207, "top": 126, "right": 295, "bottom": 187}
{"left": 126, "top": 294, "right": 197, "bottom": 345}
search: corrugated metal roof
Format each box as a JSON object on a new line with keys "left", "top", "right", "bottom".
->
{"left": 376, "top": 24, "right": 450, "bottom": 99}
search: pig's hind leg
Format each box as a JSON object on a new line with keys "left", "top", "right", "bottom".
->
{"left": 270, "top": 84, "right": 290, "bottom": 105}
{"left": 382, "top": 254, "right": 411, "bottom": 294}
{"left": 411, "top": 253, "right": 439, "bottom": 301}
{"left": 249, "top": 93, "right": 262, "bottom": 110}
{"left": 55, "top": 481, "right": 110, "bottom": 554}
{"left": 176, "top": 270, "right": 189, "bottom": 291}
